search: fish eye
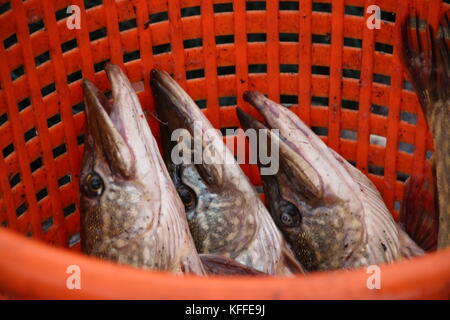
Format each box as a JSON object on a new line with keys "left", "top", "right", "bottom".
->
{"left": 177, "top": 184, "right": 196, "bottom": 209}
{"left": 279, "top": 200, "right": 301, "bottom": 228}
{"left": 83, "top": 172, "right": 104, "bottom": 198}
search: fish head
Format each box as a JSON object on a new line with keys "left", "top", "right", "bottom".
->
{"left": 80, "top": 64, "right": 163, "bottom": 260}
{"left": 150, "top": 69, "right": 258, "bottom": 256}
{"left": 238, "top": 91, "right": 369, "bottom": 270}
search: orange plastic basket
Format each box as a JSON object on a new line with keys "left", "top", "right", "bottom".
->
{"left": 0, "top": 0, "right": 449, "bottom": 299}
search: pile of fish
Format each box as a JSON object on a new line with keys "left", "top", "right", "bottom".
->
{"left": 78, "top": 13, "right": 449, "bottom": 276}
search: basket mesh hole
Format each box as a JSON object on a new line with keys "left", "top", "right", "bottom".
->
{"left": 194, "top": 99, "right": 207, "bottom": 109}
{"left": 0, "top": 1, "right": 11, "bottom": 15}
{"left": 311, "top": 96, "right": 329, "bottom": 107}
{"left": 61, "top": 38, "right": 78, "bottom": 53}
{"left": 216, "top": 34, "right": 234, "bottom": 45}
{"left": 397, "top": 172, "right": 409, "bottom": 182}
{"left": 16, "top": 202, "right": 27, "bottom": 218}
{"left": 371, "top": 104, "right": 388, "bottom": 117}
{"left": 370, "top": 134, "right": 386, "bottom": 147}
{"left": 280, "top": 64, "right": 298, "bottom": 73}
{"left": 345, "top": 5, "right": 364, "bottom": 17}
{"left": 85, "top": 0, "right": 102, "bottom": 10}
{"left": 47, "top": 113, "right": 61, "bottom": 128}
{"left": 400, "top": 110, "right": 417, "bottom": 125}
{"left": 342, "top": 99, "right": 358, "bottom": 110}
{"left": 119, "top": 18, "right": 136, "bottom": 32}
{"left": 181, "top": 6, "right": 201, "bottom": 18}
{"left": 341, "top": 130, "right": 358, "bottom": 141}
{"left": 77, "top": 134, "right": 84, "bottom": 145}
{"left": 3, "top": 33, "right": 17, "bottom": 50}
{"left": 149, "top": 11, "right": 168, "bottom": 24}
{"left": 68, "top": 232, "right": 80, "bottom": 247}
{"left": 248, "top": 64, "right": 267, "bottom": 74}
{"left": 247, "top": 33, "right": 266, "bottom": 42}
{"left": 344, "top": 37, "right": 362, "bottom": 48}
{"left": 1, "top": 220, "right": 7, "bottom": 227}
{"left": 152, "top": 43, "right": 171, "bottom": 55}
{"left": 28, "top": 19, "right": 44, "bottom": 35}
{"left": 41, "top": 216, "right": 53, "bottom": 233}
{"left": 312, "top": 2, "right": 331, "bottom": 13}
{"left": 9, "top": 172, "right": 20, "bottom": 188}
{"left": 35, "top": 51, "right": 50, "bottom": 67}
{"left": 30, "top": 157, "right": 42, "bottom": 173}
{"left": 426, "top": 150, "right": 433, "bottom": 160}
{"left": 17, "top": 97, "right": 30, "bottom": 112}
{"left": 0, "top": 113, "right": 8, "bottom": 127}
{"left": 399, "top": 141, "right": 415, "bottom": 154}
{"left": 52, "top": 143, "right": 67, "bottom": 158}
{"left": 3, "top": 143, "right": 14, "bottom": 158}
{"left": 67, "top": 70, "right": 82, "bottom": 84}
{"left": 403, "top": 80, "right": 414, "bottom": 91}
{"left": 246, "top": 1, "right": 266, "bottom": 11}
{"left": 280, "top": 94, "right": 298, "bottom": 105}
{"left": 312, "top": 126, "right": 328, "bottom": 137}
{"left": 312, "top": 65, "right": 330, "bottom": 76}
{"left": 64, "top": 203, "right": 76, "bottom": 217}
{"left": 375, "top": 42, "right": 393, "bottom": 54}
{"left": 280, "top": 33, "right": 298, "bottom": 42}
{"left": 94, "top": 59, "right": 109, "bottom": 73}
{"left": 36, "top": 187, "right": 48, "bottom": 202}
{"left": 58, "top": 174, "right": 71, "bottom": 187}
{"left": 394, "top": 201, "right": 401, "bottom": 212}
{"left": 380, "top": 11, "right": 396, "bottom": 23}
{"left": 369, "top": 164, "right": 384, "bottom": 176}
{"left": 41, "top": 82, "right": 56, "bottom": 98}
{"left": 24, "top": 127, "right": 37, "bottom": 142}
{"left": 72, "top": 102, "right": 84, "bottom": 115}
{"left": 89, "top": 27, "right": 107, "bottom": 42}
{"left": 11, "top": 65, "right": 24, "bottom": 81}
{"left": 217, "top": 65, "right": 235, "bottom": 76}
{"left": 186, "top": 69, "right": 204, "bottom": 80}
{"left": 219, "top": 96, "right": 236, "bottom": 107}
{"left": 184, "top": 38, "right": 203, "bottom": 49}
{"left": 373, "top": 74, "right": 391, "bottom": 85}
{"left": 343, "top": 69, "right": 360, "bottom": 79}
{"left": 123, "top": 50, "right": 140, "bottom": 63}
{"left": 280, "top": 1, "right": 299, "bottom": 11}
{"left": 312, "top": 34, "right": 331, "bottom": 44}
{"left": 55, "top": 6, "right": 70, "bottom": 21}
{"left": 214, "top": 3, "right": 233, "bottom": 13}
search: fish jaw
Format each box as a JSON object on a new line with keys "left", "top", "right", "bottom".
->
{"left": 151, "top": 69, "right": 303, "bottom": 274}
{"left": 80, "top": 66, "right": 205, "bottom": 274}
{"left": 239, "top": 93, "right": 404, "bottom": 270}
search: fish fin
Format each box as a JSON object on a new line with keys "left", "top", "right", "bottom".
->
{"left": 397, "top": 224, "right": 426, "bottom": 258}
{"left": 328, "top": 148, "right": 402, "bottom": 263}
{"left": 402, "top": 10, "right": 450, "bottom": 114}
{"left": 199, "top": 254, "right": 266, "bottom": 276}
{"left": 398, "top": 162, "right": 439, "bottom": 252}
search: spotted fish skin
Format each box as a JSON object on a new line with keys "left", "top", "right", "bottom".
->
{"left": 151, "top": 69, "right": 303, "bottom": 275}
{"left": 402, "top": 11, "right": 450, "bottom": 248}
{"left": 238, "top": 92, "right": 423, "bottom": 271}
{"left": 80, "top": 64, "right": 205, "bottom": 275}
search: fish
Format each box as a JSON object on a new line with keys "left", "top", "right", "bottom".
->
{"left": 402, "top": 10, "right": 450, "bottom": 248}
{"left": 150, "top": 69, "right": 303, "bottom": 275}
{"left": 79, "top": 64, "right": 205, "bottom": 275}
{"left": 237, "top": 91, "right": 424, "bottom": 272}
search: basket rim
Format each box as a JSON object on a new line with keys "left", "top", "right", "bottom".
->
{"left": 0, "top": 227, "right": 449, "bottom": 299}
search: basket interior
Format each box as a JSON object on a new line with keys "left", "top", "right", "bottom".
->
{"left": 0, "top": 0, "right": 448, "bottom": 251}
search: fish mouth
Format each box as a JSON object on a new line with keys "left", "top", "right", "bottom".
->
{"left": 237, "top": 91, "right": 324, "bottom": 204}
{"left": 150, "top": 69, "right": 238, "bottom": 188}
{"left": 82, "top": 64, "right": 153, "bottom": 178}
